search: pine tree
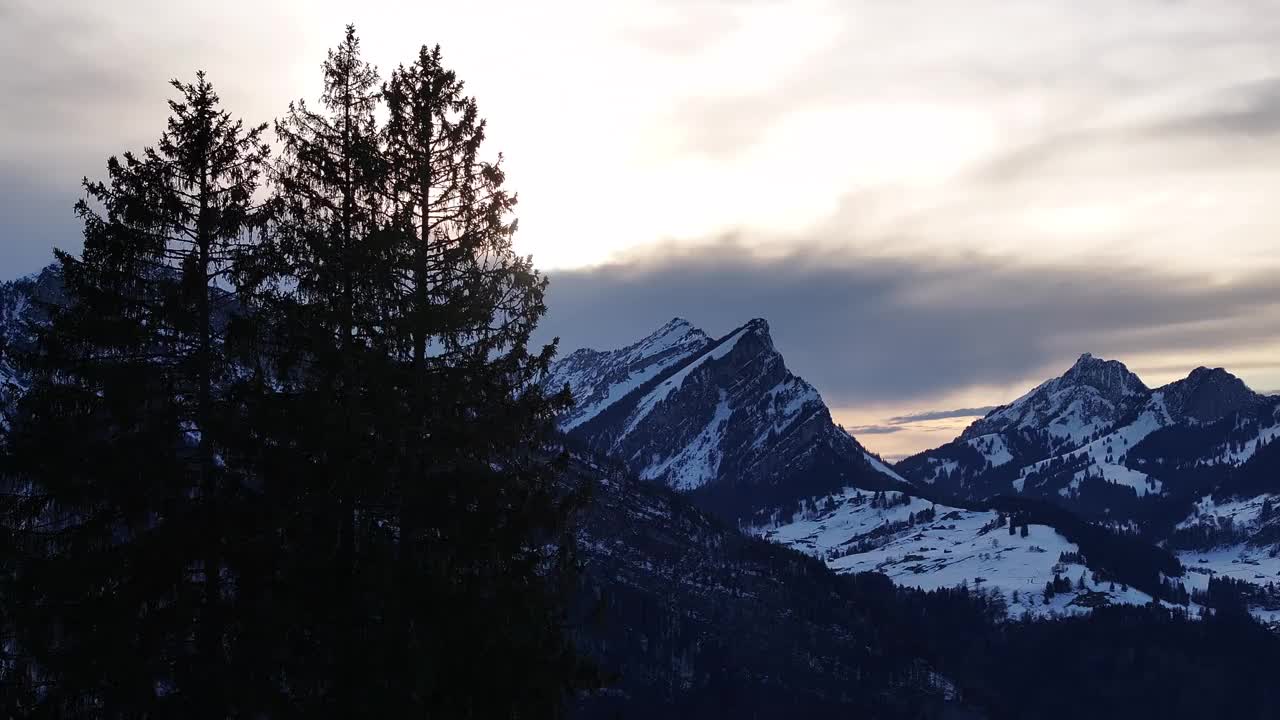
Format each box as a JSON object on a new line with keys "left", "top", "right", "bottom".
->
{"left": 240, "top": 28, "right": 590, "bottom": 714}
{"left": 379, "top": 40, "right": 586, "bottom": 716}
{"left": 3, "top": 26, "right": 590, "bottom": 718}
{"left": 0, "top": 73, "right": 268, "bottom": 716}
{"left": 247, "top": 26, "right": 392, "bottom": 714}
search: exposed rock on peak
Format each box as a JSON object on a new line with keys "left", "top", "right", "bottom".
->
{"left": 959, "top": 354, "right": 1146, "bottom": 446}
{"left": 1158, "top": 365, "right": 1261, "bottom": 424}
{"left": 1061, "top": 353, "right": 1148, "bottom": 398}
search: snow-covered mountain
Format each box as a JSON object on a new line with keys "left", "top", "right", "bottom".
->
{"left": 547, "top": 318, "right": 905, "bottom": 523}
{"left": 963, "top": 353, "right": 1149, "bottom": 448}
{"left": 549, "top": 323, "right": 1199, "bottom": 618}
{"left": 897, "top": 353, "right": 1275, "bottom": 516}
{"left": 0, "top": 265, "right": 62, "bottom": 413}
{"left": 890, "top": 353, "right": 1280, "bottom": 617}
{"left": 549, "top": 318, "right": 713, "bottom": 431}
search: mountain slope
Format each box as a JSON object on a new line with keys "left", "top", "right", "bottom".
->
{"left": 551, "top": 326, "right": 1194, "bottom": 618}
{"left": 0, "top": 264, "right": 62, "bottom": 386}
{"left": 548, "top": 318, "right": 904, "bottom": 523}
{"left": 761, "top": 483, "right": 1186, "bottom": 617}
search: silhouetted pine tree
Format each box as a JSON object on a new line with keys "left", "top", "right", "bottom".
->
{"left": 3, "top": 26, "right": 590, "bottom": 718}
{"left": 241, "top": 28, "right": 591, "bottom": 714}
{"left": 0, "top": 73, "right": 268, "bottom": 717}
{"left": 377, "top": 41, "right": 588, "bottom": 716}
{"left": 240, "top": 25, "right": 393, "bottom": 715}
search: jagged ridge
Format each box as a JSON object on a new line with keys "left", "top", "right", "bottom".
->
{"left": 548, "top": 317, "right": 904, "bottom": 524}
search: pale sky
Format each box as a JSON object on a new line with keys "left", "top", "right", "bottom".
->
{"left": 4, "top": 0, "right": 1280, "bottom": 457}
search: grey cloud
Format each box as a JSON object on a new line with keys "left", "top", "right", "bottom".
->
{"left": 0, "top": 2, "right": 292, "bottom": 276}
{"left": 655, "top": 0, "right": 1280, "bottom": 183}
{"left": 1, "top": 4, "right": 154, "bottom": 152}
{"left": 1153, "top": 75, "right": 1280, "bottom": 138}
{"left": 887, "top": 407, "right": 999, "bottom": 424}
{"left": 539, "top": 241, "right": 1280, "bottom": 406}
{"left": 848, "top": 425, "right": 902, "bottom": 435}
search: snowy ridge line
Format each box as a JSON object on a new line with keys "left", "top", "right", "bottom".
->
{"left": 547, "top": 317, "right": 711, "bottom": 431}
{"left": 900, "top": 353, "right": 1273, "bottom": 515}
{"left": 568, "top": 320, "right": 756, "bottom": 441}
{"left": 620, "top": 325, "right": 750, "bottom": 440}
{"left": 551, "top": 315, "right": 908, "bottom": 520}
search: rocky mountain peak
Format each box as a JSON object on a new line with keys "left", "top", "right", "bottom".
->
{"left": 1159, "top": 366, "right": 1260, "bottom": 423}
{"left": 546, "top": 317, "right": 903, "bottom": 523}
{"left": 1060, "top": 352, "right": 1147, "bottom": 398}
{"left": 739, "top": 317, "right": 775, "bottom": 349}
{"left": 957, "top": 353, "right": 1146, "bottom": 444}
{"left": 546, "top": 318, "right": 713, "bottom": 431}
{"left": 625, "top": 317, "right": 710, "bottom": 358}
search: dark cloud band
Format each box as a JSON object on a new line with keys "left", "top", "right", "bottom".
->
{"left": 539, "top": 241, "right": 1280, "bottom": 406}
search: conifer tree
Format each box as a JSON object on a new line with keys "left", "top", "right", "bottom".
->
{"left": 0, "top": 73, "right": 268, "bottom": 717}
{"left": 245, "top": 25, "right": 391, "bottom": 714}
{"left": 3, "top": 26, "right": 589, "bottom": 718}
{"left": 240, "top": 28, "right": 590, "bottom": 714}
{"left": 378, "top": 40, "right": 584, "bottom": 716}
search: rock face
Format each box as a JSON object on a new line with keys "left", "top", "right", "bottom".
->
{"left": 547, "top": 318, "right": 904, "bottom": 524}
{"left": 0, "top": 264, "right": 63, "bottom": 387}
{"left": 1160, "top": 366, "right": 1261, "bottom": 424}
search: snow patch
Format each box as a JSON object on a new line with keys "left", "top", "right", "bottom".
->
{"left": 637, "top": 392, "right": 735, "bottom": 490}
{"left": 762, "top": 487, "right": 1157, "bottom": 619}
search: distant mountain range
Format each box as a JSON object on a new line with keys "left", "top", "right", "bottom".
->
{"left": 892, "top": 352, "right": 1280, "bottom": 615}
{"left": 546, "top": 318, "right": 1206, "bottom": 617}
{"left": 897, "top": 352, "right": 1280, "bottom": 536}
{"left": 547, "top": 317, "right": 1280, "bottom": 621}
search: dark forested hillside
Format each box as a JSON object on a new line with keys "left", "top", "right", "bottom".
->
{"left": 955, "top": 606, "right": 1280, "bottom": 720}
{"left": 566, "top": 452, "right": 977, "bottom": 718}
{"left": 568, "top": 447, "right": 1280, "bottom": 720}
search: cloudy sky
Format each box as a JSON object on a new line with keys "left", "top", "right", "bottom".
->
{"left": 4, "top": 0, "right": 1280, "bottom": 457}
